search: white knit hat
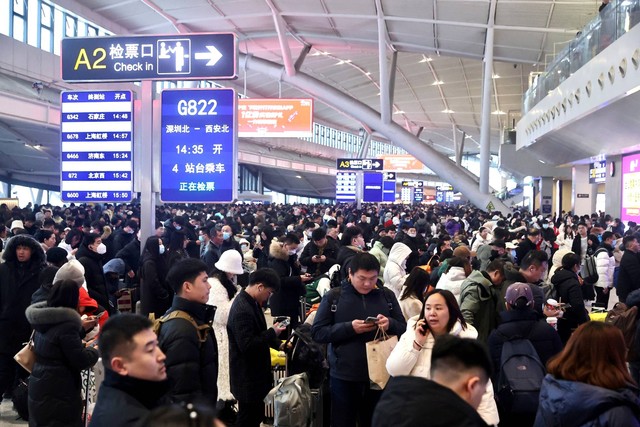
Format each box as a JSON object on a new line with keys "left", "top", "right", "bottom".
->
{"left": 214, "top": 250, "right": 244, "bottom": 275}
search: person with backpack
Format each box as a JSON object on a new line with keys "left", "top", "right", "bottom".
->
{"left": 550, "top": 253, "right": 590, "bottom": 343}
{"left": 156, "top": 258, "right": 218, "bottom": 404}
{"left": 535, "top": 322, "right": 640, "bottom": 426}
{"left": 488, "top": 283, "right": 563, "bottom": 426}
{"left": 386, "top": 289, "right": 499, "bottom": 425}
{"left": 312, "top": 253, "right": 406, "bottom": 427}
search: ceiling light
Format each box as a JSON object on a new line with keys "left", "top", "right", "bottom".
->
{"left": 364, "top": 72, "right": 371, "bottom": 76}
{"left": 419, "top": 55, "right": 433, "bottom": 63}
{"left": 492, "top": 110, "right": 506, "bottom": 115}
{"left": 442, "top": 109, "right": 454, "bottom": 114}
{"left": 295, "top": 175, "right": 302, "bottom": 179}
{"left": 33, "top": 144, "right": 43, "bottom": 149}
{"left": 492, "top": 74, "right": 500, "bottom": 79}
{"left": 336, "top": 59, "right": 352, "bottom": 65}
{"left": 393, "top": 110, "right": 405, "bottom": 114}
{"left": 432, "top": 80, "right": 444, "bottom": 85}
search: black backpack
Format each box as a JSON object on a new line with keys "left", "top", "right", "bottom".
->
{"left": 285, "top": 323, "right": 328, "bottom": 389}
{"left": 496, "top": 326, "right": 546, "bottom": 414}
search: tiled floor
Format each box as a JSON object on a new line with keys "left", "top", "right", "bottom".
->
{"left": 0, "top": 398, "right": 27, "bottom": 426}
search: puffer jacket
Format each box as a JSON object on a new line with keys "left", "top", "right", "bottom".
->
{"left": 386, "top": 317, "right": 499, "bottom": 426}
{"left": 0, "top": 234, "right": 46, "bottom": 353}
{"left": 594, "top": 244, "right": 615, "bottom": 289}
{"left": 534, "top": 375, "right": 640, "bottom": 426}
{"left": 77, "top": 244, "right": 112, "bottom": 314}
{"left": 550, "top": 268, "right": 589, "bottom": 343}
{"left": 436, "top": 266, "right": 468, "bottom": 303}
{"left": 459, "top": 270, "right": 500, "bottom": 343}
{"left": 26, "top": 301, "right": 99, "bottom": 427}
{"left": 157, "top": 296, "right": 218, "bottom": 403}
{"left": 267, "top": 241, "right": 304, "bottom": 326}
{"left": 383, "top": 242, "right": 412, "bottom": 298}
{"left": 368, "top": 240, "right": 389, "bottom": 279}
{"left": 311, "top": 280, "right": 406, "bottom": 382}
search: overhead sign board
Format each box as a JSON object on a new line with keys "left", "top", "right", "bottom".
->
{"left": 589, "top": 160, "right": 606, "bottom": 184}
{"left": 60, "top": 90, "right": 133, "bottom": 203}
{"left": 61, "top": 33, "right": 237, "bottom": 82}
{"left": 238, "top": 99, "right": 313, "bottom": 138}
{"left": 336, "top": 172, "right": 357, "bottom": 202}
{"left": 337, "top": 158, "right": 384, "bottom": 171}
{"left": 380, "top": 154, "right": 430, "bottom": 173}
{"left": 363, "top": 173, "right": 383, "bottom": 202}
{"left": 383, "top": 172, "right": 396, "bottom": 202}
{"left": 160, "top": 88, "right": 236, "bottom": 203}
{"left": 401, "top": 180, "right": 424, "bottom": 187}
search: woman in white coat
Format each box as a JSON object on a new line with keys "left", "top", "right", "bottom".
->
{"left": 435, "top": 256, "right": 471, "bottom": 304}
{"left": 386, "top": 289, "right": 500, "bottom": 426}
{"left": 383, "top": 242, "right": 412, "bottom": 298}
{"left": 207, "top": 249, "right": 243, "bottom": 406}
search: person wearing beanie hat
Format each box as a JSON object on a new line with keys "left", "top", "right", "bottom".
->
{"left": 487, "top": 282, "right": 563, "bottom": 425}
{"left": 46, "top": 246, "right": 69, "bottom": 268}
{"left": 54, "top": 259, "right": 87, "bottom": 289}
{"left": 208, "top": 250, "right": 243, "bottom": 406}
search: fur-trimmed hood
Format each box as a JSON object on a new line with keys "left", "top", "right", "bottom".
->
{"left": 269, "top": 240, "right": 291, "bottom": 261}
{"left": 3, "top": 234, "right": 46, "bottom": 267}
{"left": 25, "top": 301, "right": 81, "bottom": 329}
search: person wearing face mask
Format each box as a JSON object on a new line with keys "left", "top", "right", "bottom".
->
{"left": 401, "top": 226, "right": 421, "bottom": 272}
{"left": 220, "top": 224, "right": 243, "bottom": 258}
{"left": 207, "top": 250, "right": 244, "bottom": 418}
{"left": 140, "top": 236, "right": 171, "bottom": 318}
{"left": 337, "top": 226, "right": 367, "bottom": 281}
{"left": 77, "top": 232, "right": 114, "bottom": 314}
{"left": 268, "top": 233, "right": 313, "bottom": 329}
{"left": 113, "top": 220, "right": 138, "bottom": 254}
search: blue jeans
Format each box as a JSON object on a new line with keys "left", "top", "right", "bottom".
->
{"left": 330, "top": 376, "right": 381, "bottom": 427}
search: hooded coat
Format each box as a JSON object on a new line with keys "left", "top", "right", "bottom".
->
{"left": 368, "top": 240, "right": 389, "bottom": 279}
{"left": 267, "top": 241, "right": 305, "bottom": 326}
{"left": 550, "top": 268, "right": 589, "bottom": 343}
{"left": 459, "top": 270, "right": 500, "bottom": 343}
{"left": 25, "top": 301, "right": 99, "bottom": 427}
{"left": 383, "top": 242, "right": 412, "bottom": 298}
{"left": 140, "top": 247, "right": 172, "bottom": 318}
{"left": 436, "top": 266, "right": 468, "bottom": 303}
{"left": 0, "top": 234, "right": 46, "bottom": 355}
{"left": 77, "top": 243, "right": 112, "bottom": 314}
{"left": 534, "top": 375, "right": 640, "bottom": 426}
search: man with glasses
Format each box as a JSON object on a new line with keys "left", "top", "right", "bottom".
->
{"left": 312, "top": 253, "right": 406, "bottom": 427}
{"left": 227, "top": 268, "right": 284, "bottom": 427}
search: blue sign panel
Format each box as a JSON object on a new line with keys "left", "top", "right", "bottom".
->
{"left": 336, "top": 172, "right": 356, "bottom": 202}
{"left": 60, "top": 90, "right": 133, "bottom": 203}
{"left": 383, "top": 172, "right": 396, "bottom": 202}
{"left": 160, "top": 88, "right": 236, "bottom": 203}
{"left": 414, "top": 187, "right": 424, "bottom": 203}
{"left": 363, "top": 173, "right": 383, "bottom": 202}
{"left": 61, "top": 33, "right": 237, "bottom": 82}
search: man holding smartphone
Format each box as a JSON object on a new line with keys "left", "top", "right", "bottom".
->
{"left": 312, "top": 253, "right": 406, "bottom": 427}
{"left": 299, "top": 228, "right": 339, "bottom": 276}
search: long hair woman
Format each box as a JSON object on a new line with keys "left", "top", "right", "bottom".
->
{"left": 399, "top": 267, "right": 431, "bottom": 321}
{"left": 140, "top": 236, "right": 172, "bottom": 318}
{"left": 535, "top": 322, "right": 640, "bottom": 426}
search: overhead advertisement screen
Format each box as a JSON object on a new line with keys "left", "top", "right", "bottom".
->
{"left": 237, "top": 99, "right": 313, "bottom": 138}
{"left": 622, "top": 153, "right": 640, "bottom": 223}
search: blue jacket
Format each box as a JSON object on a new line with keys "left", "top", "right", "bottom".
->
{"left": 534, "top": 375, "right": 640, "bottom": 426}
{"left": 311, "top": 281, "right": 406, "bottom": 382}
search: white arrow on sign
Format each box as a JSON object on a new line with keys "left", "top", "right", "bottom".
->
{"left": 373, "top": 161, "right": 381, "bottom": 168}
{"left": 194, "top": 46, "right": 223, "bottom": 66}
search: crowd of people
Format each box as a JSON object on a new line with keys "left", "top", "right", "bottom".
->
{"left": 0, "top": 200, "right": 640, "bottom": 426}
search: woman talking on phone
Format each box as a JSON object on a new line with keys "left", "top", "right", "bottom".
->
{"left": 386, "top": 289, "right": 499, "bottom": 425}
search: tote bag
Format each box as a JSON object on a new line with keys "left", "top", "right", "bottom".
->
{"left": 365, "top": 326, "right": 398, "bottom": 390}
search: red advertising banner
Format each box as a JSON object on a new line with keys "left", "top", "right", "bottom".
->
{"left": 238, "top": 98, "right": 313, "bottom": 138}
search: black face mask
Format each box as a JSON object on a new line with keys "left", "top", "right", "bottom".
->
{"left": 490, "top": 250, "right": 500, "bottom": 260}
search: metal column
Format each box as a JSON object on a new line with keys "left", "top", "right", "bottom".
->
{"left": 479, "top": 0, "right": 497, "bottom": 194}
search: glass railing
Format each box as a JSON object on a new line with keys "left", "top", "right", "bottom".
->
{"left": 523, "top": 0, "right": 640, "bottom": 113}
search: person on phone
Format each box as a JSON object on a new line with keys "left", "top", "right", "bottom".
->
{"left": 268, "top": 233, "right": 313, "bottom": 329}
{"left": 299, "top": 227, "right": 338, "bottom": 276}
{"left": 386, "top": 289, "right": 499, "bottom": 425}
{"left": 227, "top": 268, "right": 284, "bottom": 427}
{"left": 312, "top": 253, "right": 406, "bottom": 427}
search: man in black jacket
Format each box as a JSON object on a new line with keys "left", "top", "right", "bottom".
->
{"left": 373, "top": 336, "right": 491, "bottom": 427}
{"left": 312, "top": 253, "right": 406, "bottom": 427}
{"left": 228, "top": 268, "right": 285, "bottom": 427}
{"left": 158, "top": 258, "right": 218, "bottom": 404}
{"left": 77, "top": 232, "right": 113, "bottom": 314}
{"left": 616, "top": 235, "right": 640, "bottom": 303}
{"left": 90, "top": 314, "right": 170, "bottom": 427}
{"left": 0, "top": 234, "right": 45, "bottom": 397}
{"left": 299, "top": 227, "right": 338, "bottom": 276}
